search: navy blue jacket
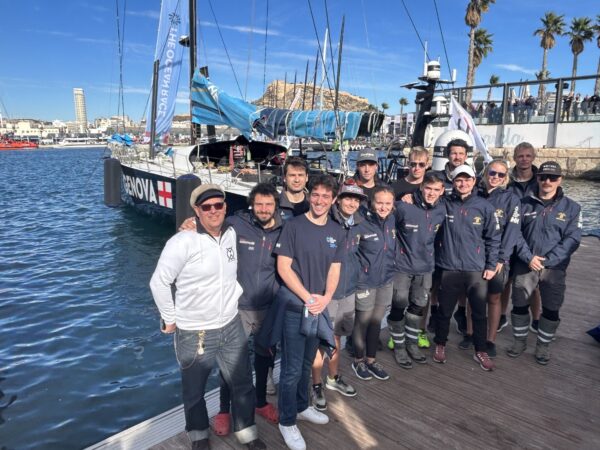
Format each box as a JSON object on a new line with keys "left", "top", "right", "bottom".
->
{"left": 330, "top": 205, "right": 366, "bottom": 299}
{"left": 430, "top": 164, "right": 454, "bottom": 196}
{"left": 278, "top": 190, "right": 309, "bottom": 222}
{"left": 226, "top": 210, "right": 283, "bottom": 310}
{"left": 516, "top": 187, "right": 582, "bottom": 270}
{"left": 478, "top": 186, "right": 522, "bottom": 265}
{"left": 394, "top": 190, "right": 446, "bottom": 275}
{"left": 508, "top": 165, "right": 538, "bottom": 199}
{"left": 356, "top": 211, "right": 397, "bottom": 289}
{"left": 436, "top": 191, "right": 501, "bottom": 272}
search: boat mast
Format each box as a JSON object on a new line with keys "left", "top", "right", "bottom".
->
{"left": 149, "top": 60, "right": 160, "bottom": 158}
{"left": 319, "top": 28, "right": 328, "bottom": 109}
{"left": 189, "top": 0, "right": 200, "bottom": 145}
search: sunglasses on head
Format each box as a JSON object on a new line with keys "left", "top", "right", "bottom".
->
{"left": 343, "top": 178, "right": 357, "bottom": 186}
{"left": 409, "top": 162, "right": 427, "bottom": 168}
{"left": 538, "top": 174, "right": 560, "bottom": 182}
{"left": 198, "top": 202, "right": 225, "bottom": 212}
{"left": 488, "top": 170, "right": 507, "bottom": 179}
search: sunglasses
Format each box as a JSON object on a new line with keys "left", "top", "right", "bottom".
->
{"left": 198, "top": 202, "right": 225, "bottom": 212}
{"left": 343, "top": 178, "right": 357, "bottom": 186}
{"left": 538, "top": 174, "right": 560, "bottom": 182}
{"left": 488, "top": 170, "right": 507, "bottom": 179}
{"left": 409, "top": 162, "right": 427, "bottom": 168}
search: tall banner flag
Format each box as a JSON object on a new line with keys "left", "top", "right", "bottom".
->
{"left": 448, "top": 97, "right": 492, "bottom": 163}
{"left": 145, "top": 0, "right": 188, "bottom": 143}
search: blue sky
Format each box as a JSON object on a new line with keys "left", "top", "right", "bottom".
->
{"left": 1, "top": 0, "right": 598, "bottom": 122}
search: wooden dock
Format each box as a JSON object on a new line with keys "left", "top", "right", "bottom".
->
{"left": 94, "top": 237, "right": 600, "bottom": 450}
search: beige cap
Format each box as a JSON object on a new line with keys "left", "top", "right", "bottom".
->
{"left": 190, "top": 184, "right": 226, "bottom": 208}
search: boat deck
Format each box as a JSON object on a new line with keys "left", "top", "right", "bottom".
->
{"left": 98, "top": 237, "right": 600, "bottom": 450}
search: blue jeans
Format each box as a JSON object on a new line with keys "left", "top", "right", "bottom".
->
{"left": 175, "top": 315, "right": 257, "bottom": 444}
{"left": 278, "top": 310, "right": 320, "bottom": 426}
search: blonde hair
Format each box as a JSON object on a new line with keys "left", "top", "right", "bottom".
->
{"left": 484, "top": 160, "right": 510, "bottom": 189}
{"left": 408, "top": 146, "right": 429, "bottom": 161}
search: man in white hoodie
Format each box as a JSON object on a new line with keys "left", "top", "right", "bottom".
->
{"left": 150, "top": 184, "right": 265, "bottom": 450}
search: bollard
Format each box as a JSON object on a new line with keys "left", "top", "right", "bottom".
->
{"left": 175, "top": 174, "right": 201, "bottom": 231}
{"left": 104, "top": 158, "right": 122, "bottom": 207}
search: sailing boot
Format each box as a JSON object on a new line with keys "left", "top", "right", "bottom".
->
{"left": 535, "top": 317, "right": 560, "bottom": 365}
{"left": 404, "top": 312, "right": 427, "bottom": 364}
{"left": 506, "top": 313, "right": 530, "bottom": 358}
{"left": 388, "top": 319, "right": 412, "bottom": 369}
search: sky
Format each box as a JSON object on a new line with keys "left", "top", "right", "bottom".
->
{"left": 0, "top": 0, "right": 598, "bottom": 122}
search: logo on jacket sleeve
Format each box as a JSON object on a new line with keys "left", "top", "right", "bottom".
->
{"left": 509, "top": 206, "right": 520, "bottom": 224}
{"left": 226, "top": 247, "right": 236, "bottom": 262}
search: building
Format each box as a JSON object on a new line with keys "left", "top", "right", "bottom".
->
{"left": 73, "top": 88, "right": 88, "bottom": 132}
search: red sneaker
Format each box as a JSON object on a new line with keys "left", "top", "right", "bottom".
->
{"left": 256, "top": 403, "right": 279, "bottom": 424}
{"left": 212, "top": 412, "right": 231, "bottom": 436}
{"left": 473, "top": 351, "right": 495, "bottom": 371}
{"left": 433, "top": 344, "right": 446, "bottom": 363}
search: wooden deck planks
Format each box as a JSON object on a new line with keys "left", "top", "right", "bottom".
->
{"left": 151, "top": 236, "right": 600, "bottom": 450}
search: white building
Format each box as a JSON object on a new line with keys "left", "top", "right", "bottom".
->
{"left": 73, "top": 88, "right": 88, "bottom": 132}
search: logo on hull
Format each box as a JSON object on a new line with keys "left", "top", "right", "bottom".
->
{"left": 123, "top": 175, "right": 173, "bottom": 209}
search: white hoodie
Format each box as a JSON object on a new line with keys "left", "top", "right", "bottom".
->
{"left": 149, "top": 226, "right": 242, "bottom": 330}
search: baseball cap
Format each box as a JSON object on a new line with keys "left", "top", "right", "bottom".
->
{"left": 357, "top": 148, "right": 378, "bottom": 164}
{"left": 450, "top": 164, "right": 476, "bottom": 180}
{"left": 190, "top": 184, "right": 226, "bottom": 208}
{"left": 338, "top": 182, "right": 367, "bottom": 199}
{"left": 537, "top": 161, "right": 562, "bottom": 176}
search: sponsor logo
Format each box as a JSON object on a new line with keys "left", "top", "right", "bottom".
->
{"left": 157, "top": 181, "right": 173, "bottom": 208}
{"left": 123, "top": 175, "right": 174, "bottom": 209}
{"left": 495, "top": 209, "right": 505, "bottom": 219}
{"left": 509, "top": 206, "right": 520, "bottom": 224}
{"left": 472, "top": 216, "right": 482, "bottom": 225}
{"left": 239, "top": 239, "right": 256, "bottom": 246}
{"left": 556, "top": 212, "right": 567, "bottom": 222}
{"left": 578, "top": 212, "right": 583, "bottom": 229}
{"left": 326, "top": 236, "right": 338, "bottom": 248}
{"left": 226, "top": 247, "right": 236, "bottom": 262}
{"left": 363, "top": 233, "right": 378, "bottom": 240}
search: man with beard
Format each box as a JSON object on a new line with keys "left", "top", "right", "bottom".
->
{"left": 279, "top": 156, "right": 310, "bottom": 221}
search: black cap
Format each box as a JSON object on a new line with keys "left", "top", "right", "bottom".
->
{"left": 537, "top": 161, "right": 562, "bottom": 177}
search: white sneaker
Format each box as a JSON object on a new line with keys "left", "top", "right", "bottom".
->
{"left": 266, "top": 367, "right": 277, "bottom": 395}
{"left": 297, "top": 406, "right": 329, "bottom": 424}
{"left": 279, "top": 424, "right": 306, "bottom": 450}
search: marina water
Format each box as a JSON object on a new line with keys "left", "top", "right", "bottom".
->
{"left": 0, "top": 147, "right": 598, "bottom": 449}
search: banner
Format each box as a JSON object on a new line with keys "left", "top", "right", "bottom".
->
{"left": 448, "top": 97, "right": 492, "bottom": 163}
{"left": 145, "top": 0, "right": 188, "bottom": 142}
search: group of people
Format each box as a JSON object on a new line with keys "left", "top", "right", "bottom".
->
{"left": 149, "top": 140, "right": 582, "bottom": 450}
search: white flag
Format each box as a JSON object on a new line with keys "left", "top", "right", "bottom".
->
{"left": 448, "top": 97, "right": 492, "bottom": 163}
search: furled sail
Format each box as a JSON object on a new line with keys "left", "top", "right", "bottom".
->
{"left": 191, "top": 72, "right": 383, "bottom": 140}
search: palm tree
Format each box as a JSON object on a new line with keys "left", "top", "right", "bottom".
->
{"left": 487, "top": 74, "right": 499, "bottom": 102}
{"left": 471, "top": 28, "right": 494, "bottom": 88}
{"left": 465, "top": 0, "right": 495, "bottom": 104}
{"left": 566, "top": 17, "right": 594, "bottom": 94}
{"left": 594, "top": 15, "right": 600, "bottom": 95}
{"left": 534, "top": 12, "right": 565, "bottom": 107}
{"left": 399, "top": 97, "right": 409, "bottom": 136}
{"left": 381, "top": 102, "right": 389, "bottom": 114}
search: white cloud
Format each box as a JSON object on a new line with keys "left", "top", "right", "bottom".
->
{"left": 495, "top": 64, "right": 536, "bottom": 76}
{"left": 199, "top": 21, "right": 280, "bottom": 36}
{"left": 25, "top": 29, "right": 74, "bottom": 37}
{"left": 126, "top": 10, "right": 160, "bottom": 20}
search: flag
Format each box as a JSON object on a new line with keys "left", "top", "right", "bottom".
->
{"left": 448, "top": 97, "right": 492, "bottom": 163}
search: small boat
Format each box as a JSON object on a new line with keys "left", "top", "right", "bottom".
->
{"left": 0, "top": 139, "right": 39, "bottom": 150}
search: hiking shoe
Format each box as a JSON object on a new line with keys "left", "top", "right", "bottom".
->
{"left": 325, "top": 375, "right": 357, "bottom": 397}
{"left": 212, "top": 412, "right": 230, "bottom": 436}
{"left": 453, "top": 310, "right": 467, "bottom": 335}
{"left": 406, "top": 342, "right": 427, "bottom": 364}
{"left": 418, "top": 330, "right": 430, "bottom": 348}
{"left": 530, "top": 319, "right": 539, "bottom": 333}
{"left": 486, "top": 341, "right": 497, "bottom": 358}
{"left": 459, "top": 334, "right": 473, "bottom": 350}
{"left": 266, "top": 367, "right": 277, "bottom": 395}
{"left": 256, "top": 403, "right": 279, "bottom": 424}
{"left": 297, "top": 406, "right": 329, "bottom": 424}
{"left": 387, "top": 336, "right": 395, "bottom": 350}
{"left": 507, "top": 339, "right": 527, "bottom": 358}
{"left": 433, "top": 344, "right": 446, "bottom": 363}
{"left": 311, "top": 383, "right": 327, "bottom": 411}
{"left": 246, "top": 438, "right": 267, "bottom": 450}
{"left": 497, "top": 315, "right": 508, "bottom": 332}
{"left": 279, "top": 424, "right": 306, "bottom": 450}
{"left": 351, "top": 360, "right": 372, "bottom": 380}
{"left": 365, "top": 361, "right": 390, "bottom": 380}
{"left": 473, "top": 352, "right": 495, "bottom": 371}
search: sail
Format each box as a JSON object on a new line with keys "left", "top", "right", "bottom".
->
{"left": 448, "top": 96, "right": 492, "bottom": 163}
{"left": 190, "top": 72, "right": 383, "bottom": 140}
{"left": 144, "top": 0, "right": 188, "bottom": 143}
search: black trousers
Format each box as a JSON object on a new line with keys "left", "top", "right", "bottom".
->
{"left": 434, "top": 270, "right": 488, "bottom": 352}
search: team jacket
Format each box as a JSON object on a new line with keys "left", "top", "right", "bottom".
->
{"left": 226, "top": 210, "right": 283, "bottom": 311}
{"left": 507, "top": 165, "right": 538, "bottom": 199}
{"left": 435, "top": 191, "right": 501, "bottom": 272}
{"left": 516, "top": 187, "right": 582, "bottom": 270}
{"left": 149, "top": 223, "right": 242, "bottom": 330}
{"left": 356, "top": 210, "right": 397, "bottom": 289}
{"left": 330, "top": 205, "right": 366, "bottom": 299}
{"left": 394, "top": 190, "right": 446, "bottom": 275}
{"left": 278, "top": 190, "right": 309, "bottom": 221}
{"left": 478, "top": 186, "right": 522, "bottom": 264}
{"left": 430, "top": 163, "right": 454, "bottom": 196}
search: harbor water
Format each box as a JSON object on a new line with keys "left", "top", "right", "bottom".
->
{"left": 0, "top": 147, "right": 598, "bottom": 449}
